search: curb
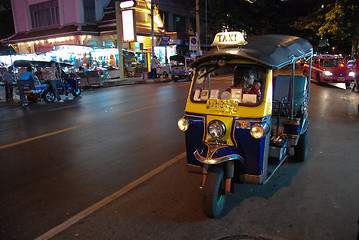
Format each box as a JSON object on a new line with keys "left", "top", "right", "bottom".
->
{"left": 137, "top": 78, "right": 171, "bottom": 84}
{"left": 102, "top": 77, "right": 171, "bottom": 87}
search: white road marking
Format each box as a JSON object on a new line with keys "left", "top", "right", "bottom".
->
{"left": 34, "top": 152, "right": 186, "bottom": 240}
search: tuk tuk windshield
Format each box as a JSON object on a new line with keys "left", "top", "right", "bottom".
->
{"left": 191, "top": 63, "right": 266, "bottom": 106}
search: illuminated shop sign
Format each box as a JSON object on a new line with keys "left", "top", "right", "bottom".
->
{"left": 212, "top": 31, "right": 247, "bottom": 46}
{"left": 121, "top": 9, "right": 137, "bottom": 42}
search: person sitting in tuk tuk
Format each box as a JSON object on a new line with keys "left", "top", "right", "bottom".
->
{"left": 230, "top": 66, "right": 261, "bottom": 96}
{"left": 34, "top": 67, "right": 44, "bottom": 80}
{"left": 18, "top": 66, "right": 36, "bottom": 106}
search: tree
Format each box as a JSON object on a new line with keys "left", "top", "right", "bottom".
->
{"left": 201, "top": 0, "right": 317, "bottom": 38}
{"left": 294, "top": 0, "right": 359, "bottom": 54}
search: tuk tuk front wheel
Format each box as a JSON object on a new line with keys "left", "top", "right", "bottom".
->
{"left": 72, "top": 88, "right": 82, "bottom": 97}
{"left": 294, "top": 129, "right": 309, "bottom": 162}
{"left": 42, "top": 89, "right": 56, "bottom": 103}
{"left": 203, "top": 166, "right": 226, "bottom": 218}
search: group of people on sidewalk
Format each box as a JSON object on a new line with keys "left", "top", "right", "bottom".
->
{"left": 1, "top": 62, "right": 65, "bottom": 106}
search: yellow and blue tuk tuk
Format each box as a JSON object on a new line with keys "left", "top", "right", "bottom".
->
{"left": 178, "top": 32, "right": 313, "bottom": 218}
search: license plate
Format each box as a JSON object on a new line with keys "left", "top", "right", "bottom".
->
{"left": 337, "top": 77, "right": 345, "bottom": 81}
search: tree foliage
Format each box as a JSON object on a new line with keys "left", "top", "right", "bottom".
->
{"left": 201, "top": 0, "right": 317, "bottom": 38}
{"left": 294, "top": 0, "right": 359, "bottom": 52}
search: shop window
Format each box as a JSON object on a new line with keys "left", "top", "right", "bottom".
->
{"left": 30, "top": 0, "right": 59, "bottom": 29}
{"left": 84, "top": 0, "right": 96, "bottom": 23}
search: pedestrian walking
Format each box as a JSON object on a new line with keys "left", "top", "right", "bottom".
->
{"left": 2, "top": 66, "right": 15, "bottom": 101}
{"left": 150, "top": 55, "right": 158, "bottom": 79}
{"left": 352, "top": 55, "right": 359, "bottom": 92}
{"left": 45, "top": 62, "right": 64, "bottom": 102}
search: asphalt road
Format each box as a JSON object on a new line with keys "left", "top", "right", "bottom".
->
{"left": 0, "top": 80, "right": 359, "bottom": 240}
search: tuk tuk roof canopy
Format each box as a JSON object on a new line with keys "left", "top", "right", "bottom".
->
{"left": 13, "top": 60, "right": 73, "bottom": 68}
{"left": 192, "top": 34, "right": 313, "bottom": 69}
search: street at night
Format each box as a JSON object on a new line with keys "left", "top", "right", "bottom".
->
{"left": 1, "top": 78, "right": 359, "bottom": 240}
{"left": 0, "top": 0, "right": 359, "bottom": 239}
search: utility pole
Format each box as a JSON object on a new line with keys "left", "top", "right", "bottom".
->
{"left": 115, "top": 1, "right": 124, "bottom": 79}
{"left": 196, "top": 0, "right": 201, "bottom": 56}
{"left": 151, "top": 0, "right": 155, "bottom": 58}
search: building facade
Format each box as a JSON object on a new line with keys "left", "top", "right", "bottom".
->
{"left": 7, "top": 0, "right": 198, "bottom": 56}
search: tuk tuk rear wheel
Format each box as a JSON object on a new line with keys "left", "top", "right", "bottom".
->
{"left": 203, "top": 166, "right": 226, "bottom": 218}
{"left": 294, "top": 129, "right": 309, "bottom": 162}
{"left": 42, "top": 89, "right": 56, "bottom": 103}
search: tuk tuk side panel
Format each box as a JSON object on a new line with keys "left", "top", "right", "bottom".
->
{"left": 232, "top": 117, "right": 270, "bottom": 180}
{"left": 184, "top": 113, "right": 206, "bottom": 169}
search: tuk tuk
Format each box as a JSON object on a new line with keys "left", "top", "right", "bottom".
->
{"left": 177, "top": 32, "right": 313, "bottom": 218}
{"left": 169, "top": 55, "right": 194, "bottom": 81}
{"left": 13, "top": 60, "right": 81, "bottom": 103}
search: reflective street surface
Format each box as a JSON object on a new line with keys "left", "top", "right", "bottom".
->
{"left": 1, "top": 80, "right": 359, "bottom": 240}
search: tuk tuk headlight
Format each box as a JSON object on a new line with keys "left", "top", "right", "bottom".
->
{"left": 349, "top": 71, "right": 355, "bottom": 77}
{"left": 324, "top": 71, "right": 333, "bottom": 76}
{"left": 208, "top": 120, "right": 226, "bottom": 139}
{"left": 178, "top": 117, "right": 189, "bottom": 131}
{"left": 250, "top": 123, "right": 270, "bottom": 139}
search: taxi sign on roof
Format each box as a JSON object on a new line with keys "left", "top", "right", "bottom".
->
{"left": 212, "top": 31, "right": 247, "bottom": 47}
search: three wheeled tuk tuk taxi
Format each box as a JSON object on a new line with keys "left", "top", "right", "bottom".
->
{"left": 178, "top": 32, "right": 313, "bottom": 218}
{"left": 169, "top": 55, "right": 194, "bottom": 81}
{"left": 13, "top": 60, "right": 81, "bottom": 103}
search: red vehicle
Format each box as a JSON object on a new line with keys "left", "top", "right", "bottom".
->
{"left": 303, "top": 54, "right": 355, "bottom": 85}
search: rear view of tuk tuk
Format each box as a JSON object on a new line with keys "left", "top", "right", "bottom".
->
{"left": 170, "top": 55, "right": 194, "bottom": 81}
{"left": 178, "top": 32, "right": 313, "bottom": 218}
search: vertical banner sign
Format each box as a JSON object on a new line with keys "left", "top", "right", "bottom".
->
{"left": 121, "top": 9, "right": 137, "bottom": 42}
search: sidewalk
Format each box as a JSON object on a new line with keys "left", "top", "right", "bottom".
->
{"left": 102, "top": 76, "right": 172, "bottom": 87}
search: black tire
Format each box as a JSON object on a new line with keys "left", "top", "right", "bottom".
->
{"left": 316, "top": 74, "right": 321, "bottom": 85}
{"left": 72, "top": 88, "right": 82, "bottom": 97}
{"left": 203, "top": 166, "right": 226, "bottom": 218}
{"left": 42, "top": 88, "right": 56, "bottom": 103}
{"left": 294, "top": 129, "right": 309, "bottom": 162}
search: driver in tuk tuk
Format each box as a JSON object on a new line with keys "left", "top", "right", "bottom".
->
{"left": 232, "top": 66, "right": 261, "bottom": 96}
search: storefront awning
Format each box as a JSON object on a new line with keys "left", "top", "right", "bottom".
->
{"left": 2, "top": 25, "right": 100, "bottom": 44}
